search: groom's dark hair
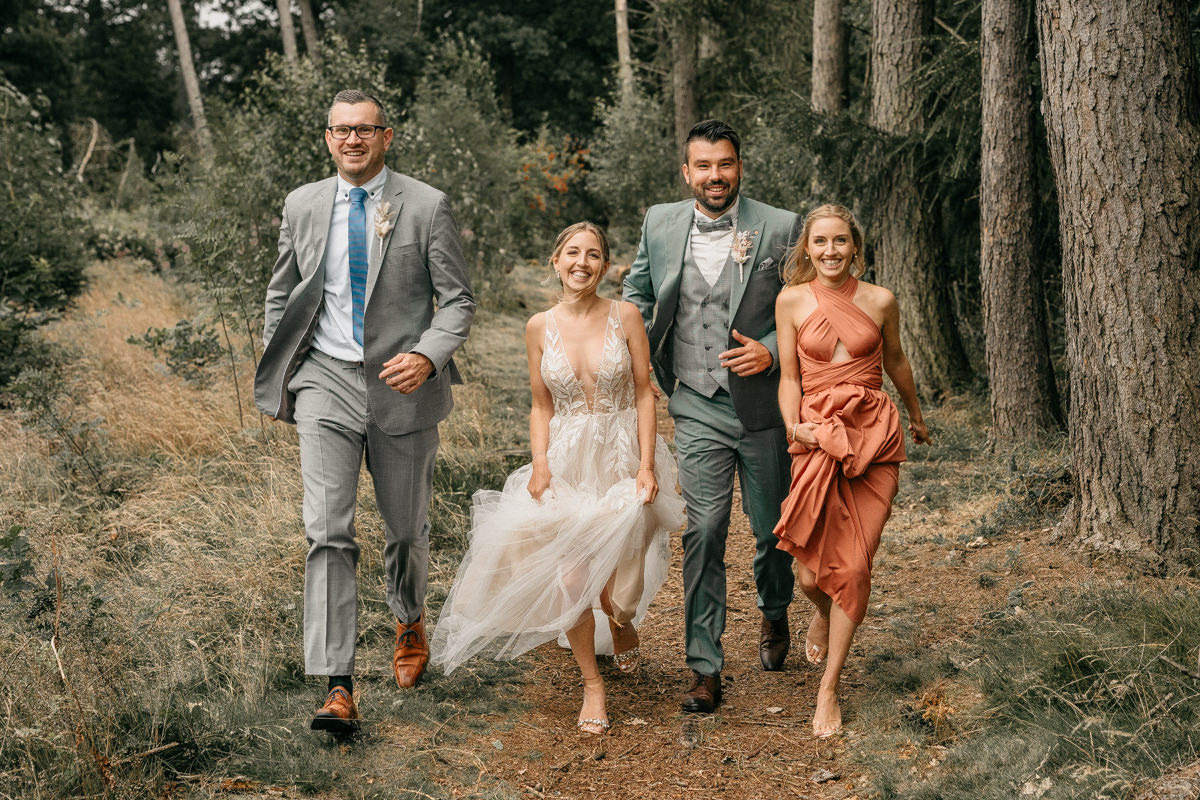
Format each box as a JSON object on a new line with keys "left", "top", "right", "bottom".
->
{"left": 683, "top": 120, "right": 741, "bottom": 164}
{"left": 328, "top": 89, "right": 389, "bottom": 127}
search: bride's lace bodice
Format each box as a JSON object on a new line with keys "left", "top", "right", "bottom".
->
{"left": 541, "top": 302, "right": 635, "bottom": 417}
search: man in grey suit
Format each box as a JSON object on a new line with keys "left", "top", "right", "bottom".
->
{"left": 623, "top": 120, "right": 800, "bottom": 713}
{"left": 254, "top": 89, "right": 475, "bottom": 732}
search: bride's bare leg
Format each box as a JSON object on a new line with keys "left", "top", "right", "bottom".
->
{"left": 600, "top": 585, "right": 640, "bottom": 673}
{"left": 814, "top": 602, "right": 857, "bottom": 738}
{"left": 796, "top": 562, "right": 832, "bottom": 664}
{"left": 565, "top": 609, "right": 608, "bottom": 734}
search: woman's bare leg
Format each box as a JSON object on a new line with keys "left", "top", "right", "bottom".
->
{"left": 564, "top": 608, "right": 608, "bottom": 733}
{"left": 796, "top": 561, "right": 832, "bottom": 664}
{"left": 813, "top": 601, "right": 857, "bottom": 737}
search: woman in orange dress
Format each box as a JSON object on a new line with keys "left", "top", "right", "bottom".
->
{"left": 773, "top": 204, "right": 930, "bottom": 738}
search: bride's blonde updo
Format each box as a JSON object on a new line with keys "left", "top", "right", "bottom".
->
{"left": 781, "top": 204, "right": 867, "bottom": 286}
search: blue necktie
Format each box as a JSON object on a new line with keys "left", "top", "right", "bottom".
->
{"left": 348, "top": 187, "right": 368, "bottom": 346}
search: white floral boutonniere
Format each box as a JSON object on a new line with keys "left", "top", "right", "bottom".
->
{"left": 730, "top": 229, "right": 759, "bottom": 282}
{"left": 374, "top": 202, "right": 396, "bottom": 259}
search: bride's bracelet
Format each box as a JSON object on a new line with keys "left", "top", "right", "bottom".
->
{"left": 637, "top": 467, "right": 654, "bottom": 473}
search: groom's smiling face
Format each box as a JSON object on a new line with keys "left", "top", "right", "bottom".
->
{"left": 326, "top": 101, "right": 393, "bottom": 185}
{"left": 682, "top": 138, "right": 742, "bottom": 217}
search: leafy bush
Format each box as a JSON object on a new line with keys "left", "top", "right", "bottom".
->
{"left": 0, "top": 75, "right": 89, "bottom": 387}
{"left": 586, "top": 87, "right": 678, "bottom": 251}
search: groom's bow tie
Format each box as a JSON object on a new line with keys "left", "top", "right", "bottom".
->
{"left": 694, "top": 216, "right": 734, "bottom": 233}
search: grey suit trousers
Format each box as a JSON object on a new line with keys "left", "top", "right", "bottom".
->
{"left": 291, "top": 349, "right": 438, "bottom": 675}
{"left": 670, "top": 384, "right": 794, "bottom": 676}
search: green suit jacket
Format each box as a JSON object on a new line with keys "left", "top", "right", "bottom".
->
{"left": 623, "top": 196, "right": 801, "bottom": 432}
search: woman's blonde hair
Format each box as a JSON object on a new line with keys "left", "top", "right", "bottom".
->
{"left": 781, "top": 204, "right": 866, "bottom": 286}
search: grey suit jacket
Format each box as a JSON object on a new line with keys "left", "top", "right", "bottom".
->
{"left": 622, "top": 196, "right": 801, "bottom": 432}
{"left": 254, "top": 167, "right": 475, "bottom": 435}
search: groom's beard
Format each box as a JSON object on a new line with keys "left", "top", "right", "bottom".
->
{"left": 692, "top": 179, "right": 739, "bottom": 215}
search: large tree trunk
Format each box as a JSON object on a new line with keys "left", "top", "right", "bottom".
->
{"left": 166, "top": 0, "right": 212, "bottom": 157}
{"left": 277, "top": 0, "right": 298, "bottom": 62}
{"left": 870, "top": 0, "right": 970, "bottom": 395}
{"left": 671, "top": 15, "right": 698, "bottom": 155}
{"left": 297, "top": 0, "right": 320, "bottom": 57}
{"left": 812, "top": 0, "right": 849, "bottom": 112}
{"left": 980, "top": 0, "right": 1061, "bottom": 440}
{"left": 1038, "top": 0, "right": 1200, "bottom": 568}
{"left": 615, "top": 0, "right": 635, "bottom": 103}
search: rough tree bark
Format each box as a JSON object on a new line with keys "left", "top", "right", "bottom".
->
{"left": 616, "top": 0, "right": 635, "bottom": 103}
{"left": 1038, "top": 0, "right": 1200, "bottom": 569}
{"left": 277, "top": 0, "right": 298, "bottom": 62}
{"left": 812, "top": 0, "right": 849, "bottom": 112}
{"left": 166, "top": 0, "right": 212, "bottom": 157}
{"left": 671, "top": 15, "right": 698, "bottom": 156}
{"left": 870, "top": 0, "right": 971, "bottom": 396}
{"left": 980, "top": 0, "right": 1061, "bottom": 440}
{"left": 297, "top": 0, "right": 320, "bottom": 57}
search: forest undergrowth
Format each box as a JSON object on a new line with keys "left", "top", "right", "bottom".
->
{"left": 1, "top": 256, "right": 1196, "bottom": 800}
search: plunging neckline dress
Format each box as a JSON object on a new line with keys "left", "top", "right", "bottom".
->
{"left": 431, "top": 302, "right": 684, "bottom": 673}
{"left": 772, "top": 277, "right": 906, "bottom": 625}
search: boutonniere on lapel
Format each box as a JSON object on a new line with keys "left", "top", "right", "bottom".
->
{"left": 374, "top": 202, "right": 396, "bottom": 259}
{"left": 730, "top": 229, "right": 759, "bottom": 282}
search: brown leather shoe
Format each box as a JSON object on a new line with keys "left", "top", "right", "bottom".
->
{"left": 681, "top": 670, "right": 722, "bottom": 713}
{"left": 759, "top": 613, "right": 790, "bottom": 671}
{"left": 393, "top": 612, "right": 429, "bottom": 689}
{"left": 311, "top": 687, "right": 359, "bottom": 733}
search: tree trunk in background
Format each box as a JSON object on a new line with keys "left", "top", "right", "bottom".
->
{"left": 298, "top": 0, "right": 320, "bottom": 57}
{"left": 277, "top": 0, "right": 298, "bottom": 62}
{"left": 166, "top": 0, "right": 212, "bottom": 157}
{"left": 616, "top": 0, "right": 635, "bottom": 102}
{"left": 980, "top": 0, "right": 1061, "bottom": 440}
{"left": 671, "top": 15, "right": 698, "bottom": 157}
{"left": 812, "top": 0, "right": 848, "bottom": 112}
{"left": 1038, "top": 0, "right": 1200, "bottom": 569}
{"left": 870, "top": 0, "right": 970, "bottom": 396}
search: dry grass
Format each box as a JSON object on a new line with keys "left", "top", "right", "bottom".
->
{"left": 0, "top": 257, "right": 519, "bottom": 799}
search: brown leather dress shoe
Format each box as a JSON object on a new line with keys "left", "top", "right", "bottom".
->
{"left": 760, "top": 613, "right": 790, "bottom": 671}
{"left": 311, "top": 686, "right": 359, "bottom": 733}
{"left": 681, "top": 670, "right": 722, "bottom": 713}
{"left": 393, "top": 612, "right": 429, "bottom": 689}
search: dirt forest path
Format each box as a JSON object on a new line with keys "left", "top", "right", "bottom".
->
{"left": 419, "top": 392, "right": 1092, "bottom": 800}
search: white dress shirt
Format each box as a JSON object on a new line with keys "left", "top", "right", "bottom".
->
{"left": 689, "top": 198, "right": 740, "bottom": 287}
{"left": 311, "top": 169, "right": 389, "bottom": 362}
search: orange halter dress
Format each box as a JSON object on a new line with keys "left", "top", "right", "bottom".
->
{"left": 772, "top": 276, "right": 906, "bottom": 625}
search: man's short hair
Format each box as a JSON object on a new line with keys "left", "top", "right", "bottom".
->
{"left": 328, "top": 90, "right": 389, "bottom": 128}
{"left": 683, "top": 119, "right": 741, "bottom": 164}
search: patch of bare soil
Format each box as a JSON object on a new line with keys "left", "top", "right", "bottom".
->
{"left": 410, "top": 397, "right": 1112, "bottom": 800}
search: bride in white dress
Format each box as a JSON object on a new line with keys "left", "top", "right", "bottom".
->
{"left": 431, "top": 222, "right": 683, "bottom": 734}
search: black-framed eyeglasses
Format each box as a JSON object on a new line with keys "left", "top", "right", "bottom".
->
{"left": 327, "top": 125, "right": 387, "bottom": 140}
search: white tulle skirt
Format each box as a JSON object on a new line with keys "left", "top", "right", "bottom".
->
{"left": 431, "top": 408, "right": 684, "bottom": 674}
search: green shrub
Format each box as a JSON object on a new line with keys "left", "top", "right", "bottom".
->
{"left": 586, "top": 87, "right": 677, "bottom": 252}
{"left": 0, "top": 75, "right": 90, "bottom": 387}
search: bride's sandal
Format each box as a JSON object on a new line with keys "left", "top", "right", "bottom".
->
{"left": 577, "top": 675, "right": 610, "bottom": 735}
{"left": 608, "top": 617, "right": 640, "bottom": 674}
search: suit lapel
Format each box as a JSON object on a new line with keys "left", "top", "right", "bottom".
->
{"left": 728, "top": 199, "right": 765, "bottom": 322}
{"left": 307, "top": 179, "right": 337, "bottom": 277}
{"left": 367, "top": 169, "right": 405, "bottom": 303}
{"left": 653, "top": 201, "right": 694, "bottom": 327}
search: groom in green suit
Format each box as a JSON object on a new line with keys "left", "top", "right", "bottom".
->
{"left": 623, "top": 120, "right": 800, "bottom": 712}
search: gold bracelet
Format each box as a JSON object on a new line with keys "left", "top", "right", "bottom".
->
{"left": 789, "top": 422, "right": 801, "bottom": 442}
{"left": 637, "top": 467, "right": 654, "bottom": 472}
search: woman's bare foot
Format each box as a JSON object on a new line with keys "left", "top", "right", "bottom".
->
{"left": 813, "top": 685, "right": 842, "bottom": 738}
{"left": 609, "top": 617, "right": 640, "bottom": 673}
{"left": 577, "top": 675, "right": 610, "bottom": 735}
{"left": 805, "top": 611, "right": 830, "bottom": 665}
